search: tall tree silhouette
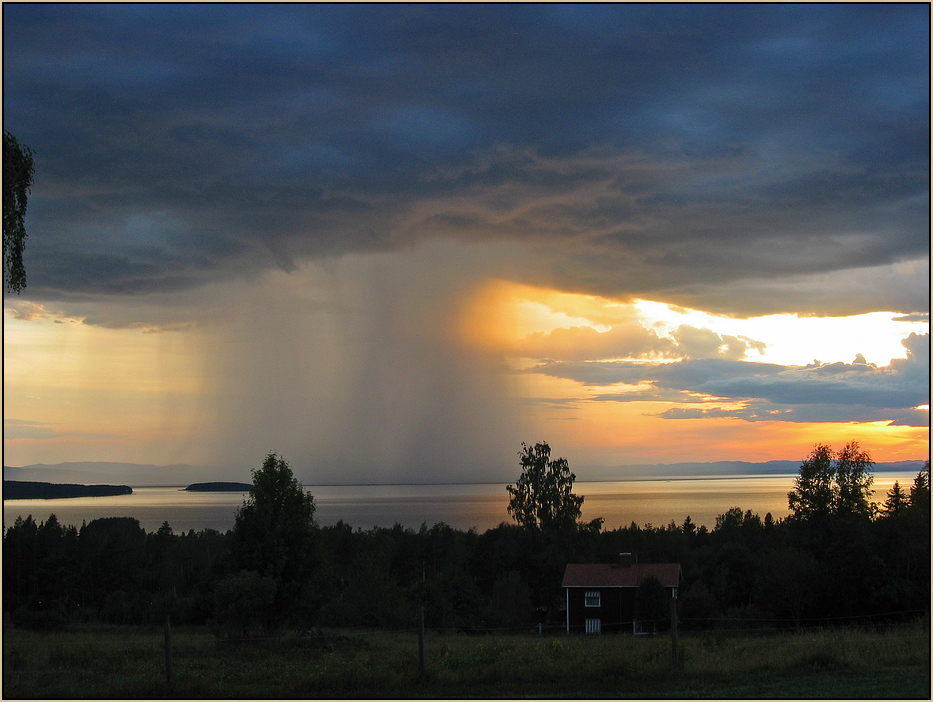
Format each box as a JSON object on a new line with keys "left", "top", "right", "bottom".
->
{"left": 787, "top": 444, "right": 836, "bottom": 523}
{"left": 229, "top": 453, "right": 319, "bottom": 626}
{"left": 507, "top": 442, "right": 584, "bottom": 532}
{"left": 788, "top": 442, "right": 874, "bottom": 522}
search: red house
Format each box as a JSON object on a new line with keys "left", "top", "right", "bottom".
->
{"left": 562, "top": 559, "right": 681, "bottom": 634}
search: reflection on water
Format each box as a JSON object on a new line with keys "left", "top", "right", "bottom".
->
{"left": 3, "top": 473, "right": 918, "bottom": 534}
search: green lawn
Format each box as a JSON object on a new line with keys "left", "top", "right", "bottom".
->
{"left": 3, "top": 620, "right": 929, "bottom": 698}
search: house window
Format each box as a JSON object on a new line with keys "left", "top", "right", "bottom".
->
{"left": 584, "top": 590, "right": 601, "bottom": 607}
{"left": 585, "top": 618, "right": 601, "bottom": 634}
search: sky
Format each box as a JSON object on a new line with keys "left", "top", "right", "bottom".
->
{"left": 3, "top": 4, "right": 929, "bottom": 484}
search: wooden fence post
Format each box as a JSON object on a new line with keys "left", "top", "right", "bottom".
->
{"left": 418, "top": 602, "right": 426, "bottom": 682}
{"left": 417, "top": 561, "right": 426, "bottom": 683}
{"left": 670, "top": 595, "right": 679, "bottom": 674}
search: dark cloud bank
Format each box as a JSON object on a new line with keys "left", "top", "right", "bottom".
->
{"left": 4, "top": 4, "right": 928, "bottom": 317}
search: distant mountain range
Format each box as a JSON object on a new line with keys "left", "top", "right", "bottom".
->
{"left": 599, "top": 459, "right": 927, "bottom": 480}
{"left": 2, "top": 458, "right": 926, "bottom": 487}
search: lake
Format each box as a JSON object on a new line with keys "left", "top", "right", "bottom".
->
{"left": 3, "top": 472, "right": 918, "bottom": 534}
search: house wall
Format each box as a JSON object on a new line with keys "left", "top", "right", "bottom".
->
{"left": 566, "top": 587, "right": 637, "bottom": 633}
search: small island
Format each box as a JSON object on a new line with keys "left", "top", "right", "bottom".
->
{"left": 4, "top": 480, "right": 133, "bottom": 500}
{"left": 184, "top": 482, "right": 252, "bottom": 492}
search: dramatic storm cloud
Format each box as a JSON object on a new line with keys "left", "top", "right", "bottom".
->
{"left": 5, "top": 4, "right": 928, "bottom": 314}
{"left": 3, "top": 5, "right": 928, "bottom": 478}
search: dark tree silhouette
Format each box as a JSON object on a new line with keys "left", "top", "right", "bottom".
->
{"left": 833, "top": 441, "right": 874, "bottom": 519}
{"left": 881, "top": 481, "right": 909, "bottom": 517}
{"left": 787, "top": 444, "right": 836, "bottom": 522}
{"left": 507, "top": 442, "right": 584, "bottom": 532}
{"left": 4, "top": 130, "right": 35, "bottom": 293}
{"left": 635, "top": 575, "right": 670, "bottom": 632}
{"left": 228, "top": 452, "right": 319, "bottom": 629}
{"left": 787, "top": 442, "right": 874, "bottom": 522}
{"left": 908, "top": 461, "right": 930, "bottom": 514}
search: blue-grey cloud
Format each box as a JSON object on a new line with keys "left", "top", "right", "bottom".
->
{"left": 3, "top": 4, "right": 928, "bottom": 316}
{"left": 894, "top": 313, "right": 930, "bottom": 323}
{"left": 658, "top": 404, "right": 928, "bottom": 426}
{"left": 533, "top": 333, "right": 930, "bottom": 426}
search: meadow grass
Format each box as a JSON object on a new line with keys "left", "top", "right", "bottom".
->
{"left": 3, "top": 618, "right": 929, "bottom": 698}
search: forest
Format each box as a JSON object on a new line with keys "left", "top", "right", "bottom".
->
{"left": 3, "top": 444, "right": 929, "bottom": 639}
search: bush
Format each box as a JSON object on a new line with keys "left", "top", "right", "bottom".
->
{"left": 211, "top": 570, "right": 279, "bottom": 642}
{"left": 12, "top": 606, "right": 67, "bottom": 631}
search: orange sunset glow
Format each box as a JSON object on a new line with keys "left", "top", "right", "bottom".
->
{"left": 455, "top": 278, "right": 929, "bottom": 471}
{"left": 3, "top": 3, "right": 928, "bottom": 485}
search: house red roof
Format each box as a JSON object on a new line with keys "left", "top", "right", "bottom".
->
{"left": 562, "top": 562, "right": 681, "bottom": 589}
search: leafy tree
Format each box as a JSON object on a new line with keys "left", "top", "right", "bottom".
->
{"left": 635, "top": 575, "right": 669, "bottom": 632}
{"left": 787, "top": 444, "right": 835, "bottom": 522}
{"left": 211, "top": 570, "right": 278, "bottom": 642}
{"left": 229, "top": 453, "right": 319, "bottom": 626}
{"left": 4, "top": 130, "right": 35, "bottom": 293}
{"left": 714, "top": 506, "right": 745, "bottom": 533}
{"left": 678, "top": 580, "right": 718, "bottom": 629}
{"left": 903, "top": 461, "right": 931, "bottom": 586}
{"left": 3, "top": 515, "right": 39, "bottom": 610}
{"left": 787, "top": 442, "right": 874, "bottom": 522}
{"left": 755, "top": 547, "right": 818, "bottom": 626}
{"left": 483, "top": 570, "right": 534, "bottom": 629}
{"left": 506, "top": 441, "right": 584, "bottom": 532}
{"left": 79, "top": 517, "right": 148, "bottom": 601}
{"left": 833, "top": 441, "right": 874, "bottom": 519}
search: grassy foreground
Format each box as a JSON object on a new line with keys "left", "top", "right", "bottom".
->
{"left": 3, "top": 619, "right": 930, "bottom": 698}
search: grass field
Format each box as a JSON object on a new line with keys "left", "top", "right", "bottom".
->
{"left": 3, "top": 619, "right": 930, "bottom": 698}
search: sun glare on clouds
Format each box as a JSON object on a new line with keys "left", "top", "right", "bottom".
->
{"left": 634, "top": 300, "right": 925, "bottom": 367}
{"left": 456, "top": 279, "right": 928, "bottom": 469}
{"left": 459, "top": 279, "right": 928, "bottom": 368}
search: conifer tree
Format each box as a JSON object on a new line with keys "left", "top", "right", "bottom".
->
{"left": 881, "top": 481, "right": 908, "bottom": 517}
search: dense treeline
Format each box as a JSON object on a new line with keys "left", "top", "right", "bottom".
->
{"left": 4, "top": 453, "right": 929, "bottom": 635}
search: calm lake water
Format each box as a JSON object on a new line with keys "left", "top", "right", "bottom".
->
{"left": 3, "top": 472, "right": 919, "bottom": 534}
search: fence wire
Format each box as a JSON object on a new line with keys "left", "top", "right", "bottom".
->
{"left": 10, "top": 607, "right": 926, "bottom": 648}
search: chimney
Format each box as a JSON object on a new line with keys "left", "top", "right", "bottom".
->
{"left": 616, "top": 552, "right": 633, "bottom": 568}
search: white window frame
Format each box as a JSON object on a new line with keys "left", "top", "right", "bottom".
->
{"left": 584, "top": 590, "right": 601, "bottom": 607}
{"left": 585, "top": 618, "right": 601, "bottom": 634}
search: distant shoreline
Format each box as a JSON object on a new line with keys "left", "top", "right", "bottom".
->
{"left": 4, "top": 458, "right": 924, "bottom": 491}
{"left": 135, "top": 467, "right": 922, "bottom": 489}
{"left": 184, "top": 482, "right": 252, "bottom": 492}
{"left": 3, "top": 480, "right": 133, "bottom": 500}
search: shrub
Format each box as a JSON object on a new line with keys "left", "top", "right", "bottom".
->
{"left": 211, "top": 570, "right": 278, "bottom": 642}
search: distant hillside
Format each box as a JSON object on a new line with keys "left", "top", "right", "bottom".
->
{"left": 601, "top": 459, "right": 928, "bottom": 480}
{"left": 3, "top": 462, "right": 234, "bottom": 486}
{"left": 4, "top": 480, "right": 133, "bottom": 500}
